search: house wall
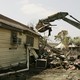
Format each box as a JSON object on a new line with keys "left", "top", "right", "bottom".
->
{"left": 0, "top": 28, "right": 27, "bottom": 68}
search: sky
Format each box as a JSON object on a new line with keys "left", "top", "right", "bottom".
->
{"left": 0, "top": 0, "right": 80, "bottom": 42}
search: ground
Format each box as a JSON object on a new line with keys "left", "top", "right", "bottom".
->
{"left": 26, "top": 68, "right": 80, "bottom": 80}
{"left": 0, "top": 69, "right": 80, "bottom": 80}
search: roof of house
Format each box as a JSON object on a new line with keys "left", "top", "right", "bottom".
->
{"left": 0, "top": 14, "right": 39, "bottom": 36}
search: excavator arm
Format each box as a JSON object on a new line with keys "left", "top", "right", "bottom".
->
{"left": 36, "top": 12, "right": 80, "bottom": 36}
{"left": 62, "top": 17, "right": 80, "bottom": 29}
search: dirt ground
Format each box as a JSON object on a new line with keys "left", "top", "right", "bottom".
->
{"left": 0, "top": 69, "right": 80, "bottom": 80}
{"left": 26, "top": 69, "right": 80, "bottom": 80}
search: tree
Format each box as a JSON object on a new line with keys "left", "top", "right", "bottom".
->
{"left": 54, "top": 30, "right": 71, "bottom": 48}
{"left": 72, "top": 37, "right": 80, "bottom": 46}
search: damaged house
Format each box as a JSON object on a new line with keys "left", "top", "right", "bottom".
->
{"left": 0, "top": 14, "right": 40, "bottom": 76}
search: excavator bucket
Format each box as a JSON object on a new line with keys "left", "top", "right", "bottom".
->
{"left": 36, "top": 20, "right": 51, "bottom": 32}
{"left": 36, "top": 20, "right": 52, "bottom": 36}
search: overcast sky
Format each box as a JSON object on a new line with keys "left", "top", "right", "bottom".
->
{"left": 0, "top": 0, "right": 80, "bottom": 42}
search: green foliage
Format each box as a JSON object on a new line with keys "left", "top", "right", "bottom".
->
{"left": 72, "top": 37, "right": 80, "bottom": 46}
{"left": 54, "top": 30, "right": 71, "bottom": 48}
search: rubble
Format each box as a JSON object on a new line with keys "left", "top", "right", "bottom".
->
{"left": 36, "top": 44, "right": 80, "bottom": 70}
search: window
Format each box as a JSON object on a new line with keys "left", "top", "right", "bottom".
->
{"left": 11, "top": 31, "right": 17, "bottom": 45}
{"left": 26, "top": 35, "right": 34, "bottom": 47}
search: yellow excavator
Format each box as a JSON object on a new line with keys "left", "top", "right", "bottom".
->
{"left": 36, "top": 12, "right": 80, "bottom": 36}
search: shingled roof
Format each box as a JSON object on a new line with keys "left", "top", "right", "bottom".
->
{"left": 0, "top": 14, "right": 39, "bottom": 36}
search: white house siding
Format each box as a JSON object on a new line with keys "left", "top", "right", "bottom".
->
{"left": 0, "top": 28, "right": 26, "bottom": 68}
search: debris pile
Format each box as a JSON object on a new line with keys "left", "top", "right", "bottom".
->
{"left": 37, "top": 45, "right": 80, "bottom": 70}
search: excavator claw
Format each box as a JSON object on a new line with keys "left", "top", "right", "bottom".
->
{"left": 36, "top": 12, "right": 80, "bottom": 36}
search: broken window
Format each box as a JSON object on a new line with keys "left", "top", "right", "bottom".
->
{"left": 26, "top": 35, "right": 34, "bottom": 47}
